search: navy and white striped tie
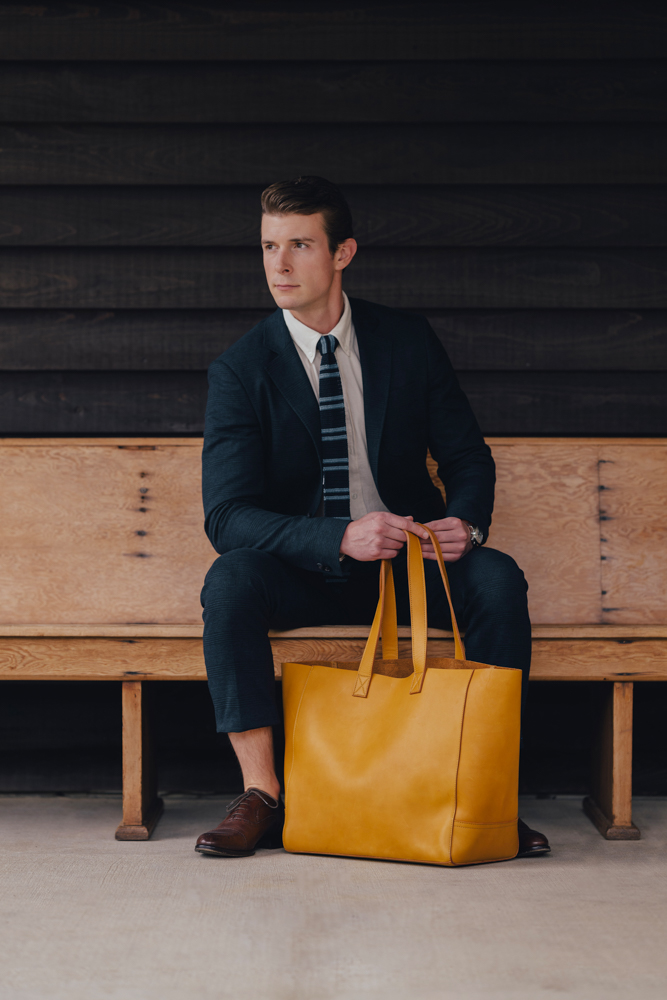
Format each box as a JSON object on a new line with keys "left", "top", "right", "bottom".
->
{"left": 317, "top": 334, "right": 350, "bottom": 520}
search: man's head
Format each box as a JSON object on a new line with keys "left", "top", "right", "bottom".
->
{"left": 260, "top": 176, "right": 357, "bottom": 318}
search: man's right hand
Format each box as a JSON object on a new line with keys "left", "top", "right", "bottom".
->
{"left": 339, "top": 512, "right": 429, "bottom": 562}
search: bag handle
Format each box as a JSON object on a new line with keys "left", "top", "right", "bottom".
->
{"left": 353, "top": 525, "right": 466, "bottom": 699}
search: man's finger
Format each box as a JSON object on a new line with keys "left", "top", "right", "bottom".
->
{"left": 383, "top": 512, "right": 429, "bottom": 539}
{"left": 381, "top": 526, "right": 412, "bottom": 544}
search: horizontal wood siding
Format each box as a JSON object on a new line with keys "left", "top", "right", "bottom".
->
{"left": 0, "top": 2, "right": 665, "bottom": 436}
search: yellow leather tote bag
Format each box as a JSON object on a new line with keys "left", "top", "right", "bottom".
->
{"left": 282, "top": 526, "right": 521, "bottom": 866}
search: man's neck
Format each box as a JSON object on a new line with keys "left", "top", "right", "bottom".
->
{"left": 288, "top": 289, "right": 345, "bottom": 335}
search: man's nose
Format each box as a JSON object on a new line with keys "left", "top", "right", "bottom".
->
{"left": 274, "top": 251, "right": 291, "bottom": 274}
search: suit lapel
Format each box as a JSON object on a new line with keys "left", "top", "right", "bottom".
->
{"left": 264, "top": 309, "right": 321, "bottom": 460}
{"left": 352, "top": 299, "right": 392, "bottom": 482}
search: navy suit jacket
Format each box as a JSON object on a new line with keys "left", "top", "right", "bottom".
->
{"left": 202, "top": 297, "right": 495, "bottom": 580}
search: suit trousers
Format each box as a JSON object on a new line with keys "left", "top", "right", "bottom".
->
{"left": 201, "top": 545, "right": 531, "bottom": 734}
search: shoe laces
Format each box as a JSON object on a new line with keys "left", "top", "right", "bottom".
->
{"left": 225, "top": 788, "right": 278, "bottom": 816}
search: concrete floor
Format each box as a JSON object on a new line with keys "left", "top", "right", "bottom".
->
{"left": 0, "top": 796, "right": 666, "bottom": 1000}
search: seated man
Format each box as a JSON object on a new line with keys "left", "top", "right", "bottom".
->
{"left": 195, "top": 175, "right": 549, "bottom": 859}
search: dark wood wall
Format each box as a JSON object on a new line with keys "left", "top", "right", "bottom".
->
{"left": 2, "top": 2, "right": 667, "bottom": 437}
{"left": 2, "top": 3, "right": 667, "bottom": 798}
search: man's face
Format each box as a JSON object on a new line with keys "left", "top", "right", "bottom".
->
{"left": 261, "top": 212, "right": 354, "bottom": 312}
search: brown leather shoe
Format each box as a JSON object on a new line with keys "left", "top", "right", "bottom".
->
{"left": 517, "top": 817, "right": 551, "bottom": 857}
{"left": 195, "top": 788, "right": 284, "bottom": 858}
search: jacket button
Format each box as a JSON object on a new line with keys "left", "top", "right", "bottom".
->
{"left": 323, "top": 564, "right": 331, "bottom": 573}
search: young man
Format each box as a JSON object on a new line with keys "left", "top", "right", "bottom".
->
{"left": 195, "top": 176, "right": 549, "bottom": 859}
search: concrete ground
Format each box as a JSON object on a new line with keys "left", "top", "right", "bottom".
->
{"left": 0, "top": 796, "right": 666, "bottom": 1000}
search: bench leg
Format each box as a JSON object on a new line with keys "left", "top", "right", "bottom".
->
{"left": 115, "top": 681, "right": 164, "bottom": 841}
{"left": 583, "top": 681, "right": 640, "bottom": 840}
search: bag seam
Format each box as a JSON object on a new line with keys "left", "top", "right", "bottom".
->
{"left": 448, "top": 668, "right": 474, "bottom": 865}
{"left": 284, "top": 665, "right": 314, "bottom": 802}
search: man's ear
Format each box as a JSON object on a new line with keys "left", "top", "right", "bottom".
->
{"left": 334, "top": 238, "right": 358, "bottom": 271}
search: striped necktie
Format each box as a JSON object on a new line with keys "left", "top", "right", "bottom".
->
{"left": 317, "top": 334, "right": 350, "bottom": 520}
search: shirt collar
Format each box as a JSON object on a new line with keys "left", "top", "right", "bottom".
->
{"left": 283, "top": 292, "right": 352, "bottom": 363}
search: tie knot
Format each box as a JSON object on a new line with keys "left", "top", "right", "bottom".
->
{"left": 317, "top": 334, "right": 338, "bottom": 357}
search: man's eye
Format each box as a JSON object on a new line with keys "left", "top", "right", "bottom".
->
{"left": 295, "top": 243, "right": 307, "bottom": 249}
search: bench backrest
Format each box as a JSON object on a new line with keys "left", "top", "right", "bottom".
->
{"left": 0, "top": 438, "right": 665, "bottom": 626}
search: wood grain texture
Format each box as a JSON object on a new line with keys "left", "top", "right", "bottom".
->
{"left": 599, "top": 444, "right": 667, "bottom": 624}
{"left": 474, "top": 442, "right": 603, "bottom": 623}
{"left": 1, "top": 371, "right": 666, "bottom": 436}
{"left": 116, "top": 680, "right": 163, "bottom": 839}
{"left": 3, "top": 308, "right": 667, "bottom": 372}
{"left": 587, "top": 681, "right": 639, "bottom": 836}
{"left": 6, "top": 186, "right": 667, "bottom": 248}
{"left": 2, "top": 437, "right": 665, "bottom": 632}
{"left": 1, "top": 124, "right": 667, "bottom": 185}
{"left": 0, "top": 443, "right": 216, "bottom": 624}
{"left": 2, "top": 4, "right": 667, "bottom": 60}
{"left": 1, "top": 636, "right": 665, "bottom": 682}
{"left": 7, "top": 248, "right": 667, "bottom": 309}
{"left": 459, "top": 372, "right": 667, "bottom": 436}
{"left": 2, "top": 624, "right": 666, "bottom": 639}
{"left": 3, "top": 61, "right": 667, "bottom": 123}
{"left": 0, "top": 371, "right": 208, "bottom": 434}
{"left": 0, "top": 309, "right": 265, "bottom": 370}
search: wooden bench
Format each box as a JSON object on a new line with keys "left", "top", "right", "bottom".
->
{"left": 1, "top": 437, "right": 665, "bottom": 841}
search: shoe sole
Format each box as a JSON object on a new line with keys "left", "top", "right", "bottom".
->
{"left": 517, "top": 845, "right": 551, "bottom": 857}
{"left": 195, "top": 845, "right": 256, "bottom": 858}
{"left": 194, "top": 823, "right": 284, "bottom": 858}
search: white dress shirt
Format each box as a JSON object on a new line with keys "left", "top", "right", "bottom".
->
{"left": 283, "top": 292, "right": 389, "bottom": 521}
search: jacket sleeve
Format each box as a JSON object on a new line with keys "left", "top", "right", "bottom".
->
{"left": 424, "top": 322, "right": 496, "bottom": 540}
{"left": 202, "top": 358, "right": 350, "bottom": 576}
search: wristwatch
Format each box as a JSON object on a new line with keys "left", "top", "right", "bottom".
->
{"left": 463, "top": 521, "right": 483, "bottom": 547}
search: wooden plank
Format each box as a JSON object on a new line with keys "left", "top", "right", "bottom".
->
{"left": 426, "top": 310, "right": 667, "bottom": 371}
{"left": 0, "top": 371, "right": 208, "bottom": 434}
{"left": 2, "top": 124, "right": 667, "bottom": 185}
{"left": 3, "top": 308, "right": 667, "bottom": 372}
{"left": 0, "top": 442, "right": 216, "bottom": 623}
{"left": 3, "top": 61, "right": 667, "bottom": 123}
{"left": 530, "top": 640, "right": 667, "bottom": 681}
{"left": 0, "top": 309, "right": 264, "bottom": 370}
{"left": 1, "top": 636, "right": 666, "bottom": 682}
{"left": 116, "top": 681, "right": 163, "bottom": 840}
{"left": 584, "top": 681, "right": 639, "bottom": 839}
{"left": 0, "top": 637, "right": 207, "bottom": 680}
{"left": 2, "top": 623, "right": 667, "bottom": 639}
{"left": 599, "top": 444, "right": 667, "bottom": 624}
{"left": 7, "top": 248, "right": 667, "bottom": 309}
{"left": 2, "top": 4, "right": 667, "bottom": 60}
{"left": 2, "top": 436, "right": 664, "bottom": 448}
{"left": 459, "top": 372, "right": 667, "bottom": 436}
{"left": 7, "top": 186, "right": 667, "bottom": 249}
{"left": 479, "top": 442, "right": 603, "bottom": 624}
{"left": 1, "top": 370, "right": 666, "bottom": 436}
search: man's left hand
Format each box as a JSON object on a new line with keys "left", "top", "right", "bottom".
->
{"left": 421, "top": 517, "right": 472, "bottom": 563}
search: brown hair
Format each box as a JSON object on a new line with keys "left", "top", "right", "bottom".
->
{"left": 260, "top": 175, "right": 354, "bottom": 254}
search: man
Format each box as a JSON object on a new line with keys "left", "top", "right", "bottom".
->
{"left": 195, "top": 176, "right": 549, "bottom": 859}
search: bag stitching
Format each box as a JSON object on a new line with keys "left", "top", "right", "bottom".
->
{"left": 285, "top": 665, "right": 314, "bottom": 802}
{"left": 449, "top": 668, "right": 474, "bottom": 865}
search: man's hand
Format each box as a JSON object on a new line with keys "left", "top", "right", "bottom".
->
{"left": 422, "top": 517, "right": 472, "bottom": 563}
{"left": 340, "top": 512, "right": 429, "bottom": 562}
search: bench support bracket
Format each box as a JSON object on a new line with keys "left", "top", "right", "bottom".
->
{"left": 583, "top": 681, "right": 640, "bottom": 840}
{"left": 115, "top": 681, "right": 163, "bottom": 841}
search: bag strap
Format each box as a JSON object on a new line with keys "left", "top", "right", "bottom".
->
{"left": 420, "top": 524, "right": 466, "bottom": 662}
{"left": 381, "top": 560, "right": 399, "bottom": 660}
{"left": 353, "top": 525, "right": 466, "bottom": 699}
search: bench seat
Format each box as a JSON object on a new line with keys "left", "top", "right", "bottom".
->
{"left": 1, "top": 436, "right": 665, "bottom": 842}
